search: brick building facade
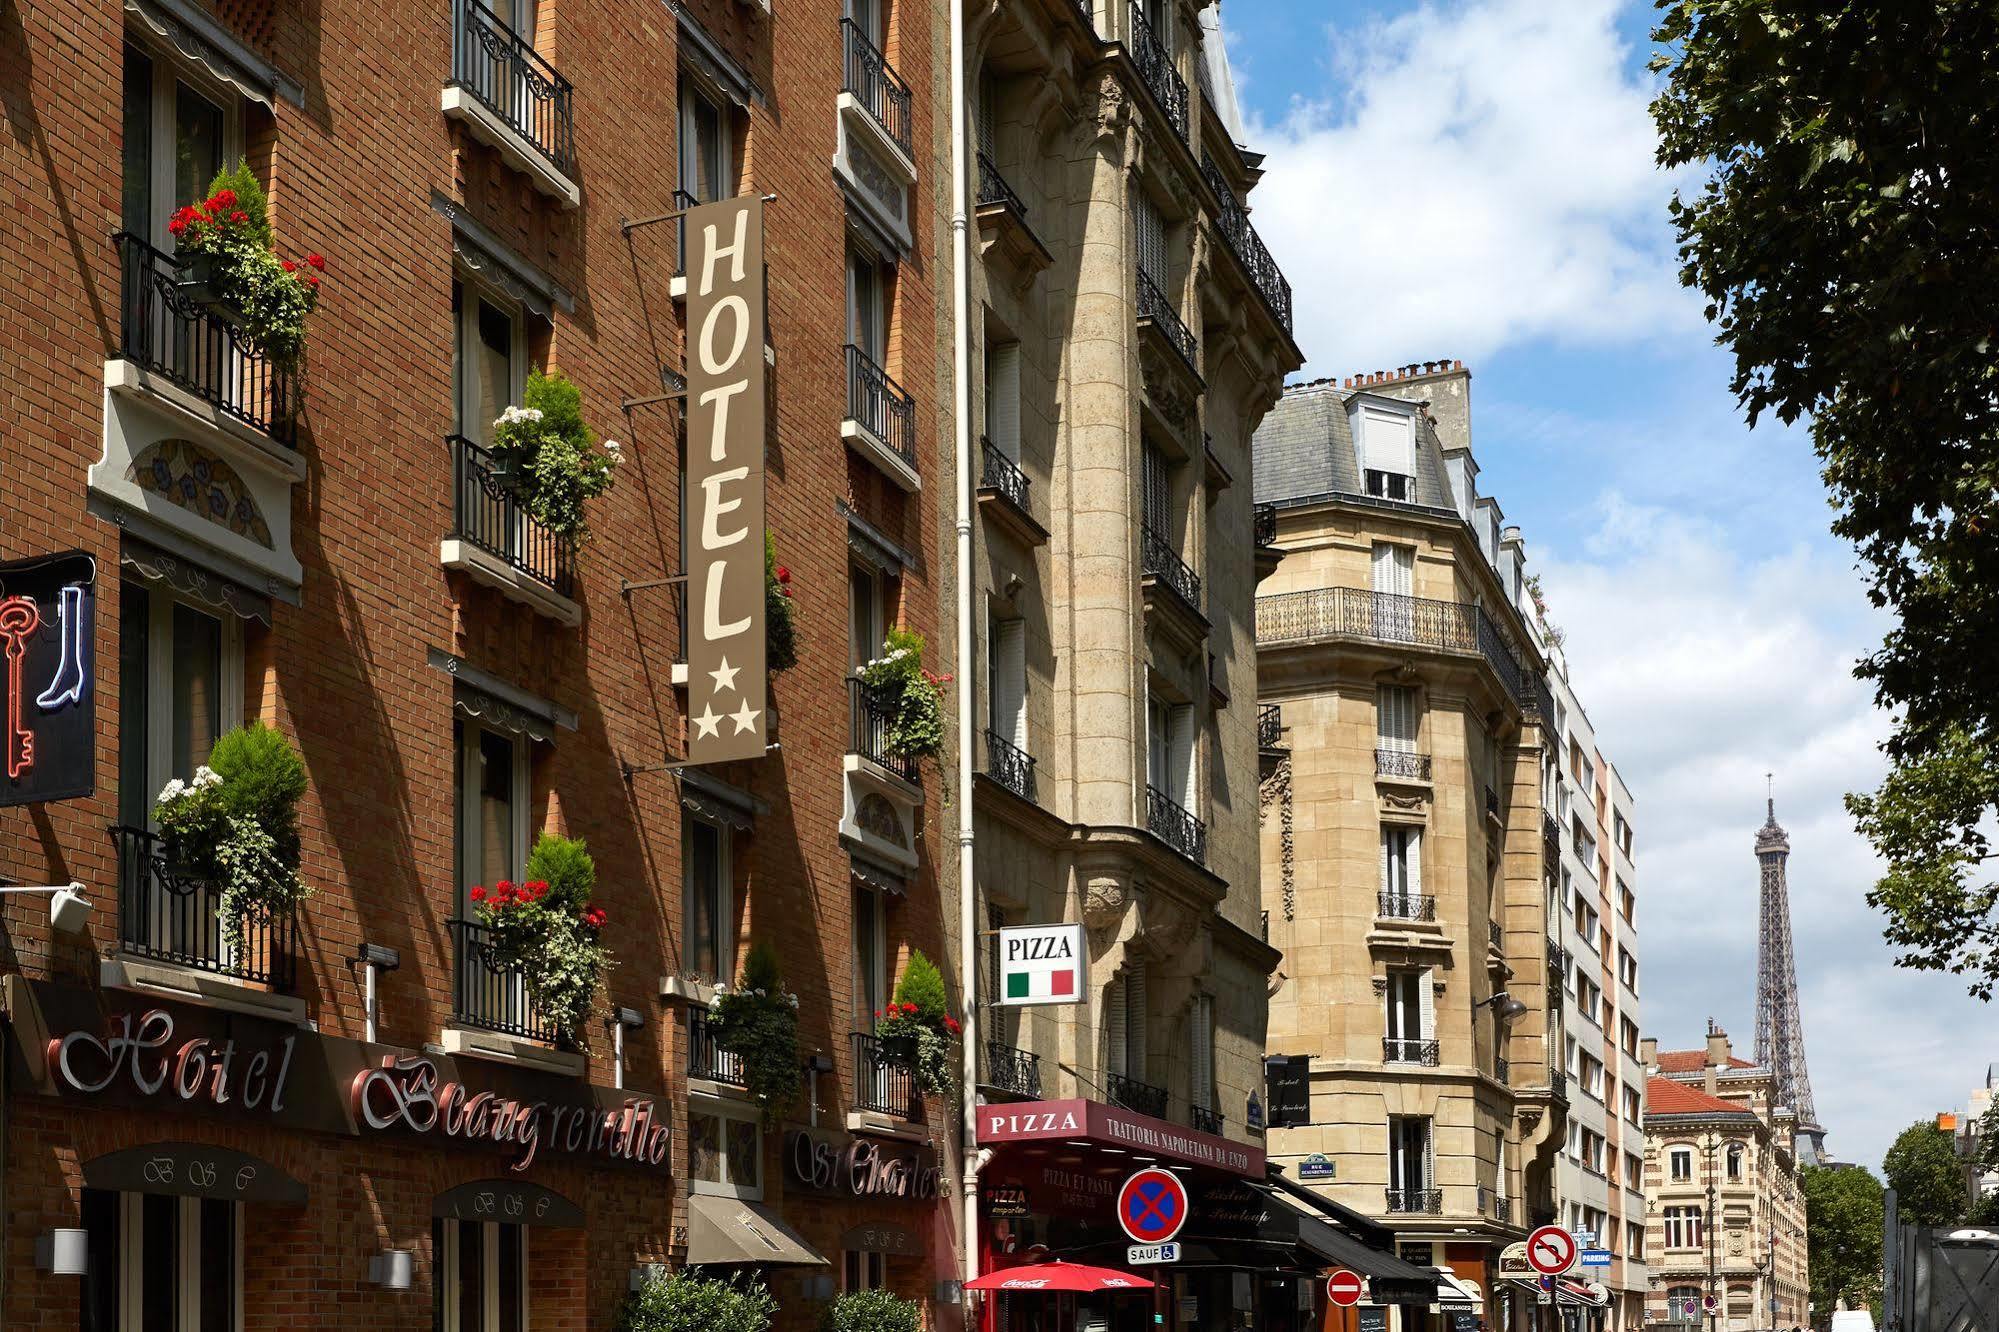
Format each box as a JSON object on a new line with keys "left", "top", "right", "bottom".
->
{"left": 1, "top": 0, "right": 954, "bottom": 1326}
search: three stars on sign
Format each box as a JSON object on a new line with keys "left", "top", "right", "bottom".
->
{"left": 692, "top": 654, "right": 760, "bottom": 740}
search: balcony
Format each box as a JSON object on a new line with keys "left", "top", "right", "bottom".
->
{"left": 977, "top": 437, "right": 1046, "bottom": 545}
{"left": 110, "top": 825, "right": 298, "bottom": 992}
{"left": 441, "top": 434, "right": 580, "bottom": 624}
{"left": 1383, "top": 1037, "right": 1441, "bottom": 1067}
{"left": 852, "top": 1031, "right": 919, "bottom": 1118}
{"left": 1478, "top": 1187, "right": 1515, "bottom": 1225}
{"left": 1377, "top": 893, "right": 1437, "bottom": 923}
{"left": 449, "top": 918, "right": 564, "bottom": 1046}
{"left": 841, "top": 19, "right": 913, "bottom": 162}
{"left": 1200, "top": 159, "right": 1294, "bottom": 336}
{"left": 1496, "top": 1056, "right": 1511, "bottom": 1085}
{"left": 1190, "top": 1105, "right": 1224, "bottom": 1136}
{"left": 1256, "top": 587, "right": 1538, "bottom": 716}
{"left": 848, "top": 678, "right": 919, "bottom": 785}
{"left": 1140, "top": 524, "right": 1202, "bottom": 615}
{"left": 1489, "top": 918, "right": 1504, "bottom": 952}
{"left": 1145, "top": 784, "right": 1206, "bottom": 866}
{"left": 1543, "top": 810, "right": 1561, "bottom": 860}
{"left": 982, "top": 1041, "right": 1043, "bottom": 1100}
{"left": 1126, "top": 4, "right": 1188, "bottom": 141}
{"left": 1375, "top": 748, "right": 1432, "bottom": 782}
{"left": 1549, "top": 938, "right": 1571, "bottom": 973}
{"left": 1386, "top": 1188, "right": 1443, "bottom": 1215}
{"left": 687, "top": 1007, "right": 747, "bottom": 1089}
{"left": 1107, "top": 1071, "right": 1169, "bottom": 1118}
{"left": 977, "top": 152, "right": 1028, "bottom": 220}
{"left": 1549, "top": 1069, "right": 1570, "bottom": 1101}
{"left": 843, "top": 345, "right": 919, "bottom": 490}
{"left": 1253, "top": 502, "right": 1278, "bottom": 548}
{"left": 1136, "top": 268, "right": 1198, "bottom": 377}
{"left": 984, "top": 729, "right": 1037, "bottom": 803}
{"left": 445, "top": 0, "right": 577, "bottom": 206}
{"left": 1257, "top": 703, "right": 1285, "bottom": 752}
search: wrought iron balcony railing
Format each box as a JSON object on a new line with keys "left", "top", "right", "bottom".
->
{"left": 1071, "top": 0, "right": 1096, "bottom": 35}
{"left": 983, "top": 1041, "right": 1043, "bottom": 1099}
{"left": 687, "top": 1006, "right": 747, "bottom": 1087}
{"left": 1377, "top": 893, "right": 1437, "bottom": 922}
{"left": 1489, "top": 918, "right": 1504, "bottom": 951}
{"left": 1140, "top": 524, "right": 1202, "bottom": 612}
{"left": 451, "top": 0, "right": 575, "bottom": 175}
{"left": 1253, "top": 501, "right": 1278, "bottom": 547}
{"left": 841, "top": 18, "right": 913, "bottom": 158}
{"left": 1190, "top": 1104, "right": 1224, "bottom": 1135}
{"left": 450, "top": 917, "right": 564, "bottom": 1045}
{"left": 1544, "top": 810, "right": 1562, "bottom": 858}
{"left": 976, "top": 152, "right": 1028, "bottom": 218}
{"left": 1383, "top": 1037, "right": 1441, "bottom": 1066}
{"left": 848, "top": 678, "right": 919, "bottom": 783}
{"left": 1257, "top": 703, "right": 1284, "bottom": 751}
{"left": 980, "top": 437, "right": 1031, "bottom": 514}
{"left": 1493, "top": 1194, "right": 1514, "bottom": 1224}
{"left": 1486, "top": 785, "right": 1501, "bottom": 820}
{"left": 1549, "top": 938, "right": 1571, "bottom": 973}
{"left": 852, "top": 1030, "right": 920, "bottom": 1117}
{"left": 846, "top": 343, "right": 917, "bottom": 472}
{"left": 1548, "top": 1069, "right": 1569, "bottom": 1101}
{"left": 1107, "top": 1071, "right": 1168, "bottom": 1118}
{"left": 1375, "top": 748, "right": 1432, "bottom": 781}
{"left": 111, "top": 825, "right": 298, "bottom": 991}
{"left": 1495, "top": 1056, "right": 1511, "bottom": 1085}
{"left": 1256, "top": 587, "right": 1538, "bottom": 716}
{"left": 1199, "top": 159, "right": 1294, "bottom": 335}
{"left": 1386, "top": 1188, "right": 1443, "bottom": 1215}
{"left": 1126, "top": 4, "right": 1188, "bottom": 140}
{"left": 984, "top": 729, "right": 1037, "bottom": 802}
{"left": 449, "top": 434, "right": 577, "bottom": 598}
{"left": 1136, "top": 268, "right": 1198, "bottom": 372}
{"left": 1145, "top": 784, "right": 1206, "bottom": 865}
{"left": 114, "top": 232, "right": 296, "bottom": 444}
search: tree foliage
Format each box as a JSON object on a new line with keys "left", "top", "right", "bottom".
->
{"left": 1882, "top": 1120, "right": 1967, "bottom": 1226}
{"left": 617, "top": 1269, "right": 775, "bottom": 1332}
{"left": 1803, "top": 1164, "right": 1884, "bottom": 1315}
{"left": 1650, "top": 2, "right": 1999, "bottom": 998}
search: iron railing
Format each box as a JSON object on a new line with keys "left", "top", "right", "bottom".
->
{"left": 448, "top": 434, "right": 577, "bottom": 597}
{"left": 852, "top": 1030, "right": 919, "bottom": 1116}
{"left": 1383, "top": 1037, "right": 1441, "bottom": 1066}
{"left": 1386, "top": 1188, "right": 1443, "bottom": 1215}
{"left": 451, "top": 0, "right": 575, "bottom": 175}
{"left": 849, "top": 678, "right": 920, "bottom": 783}
{"left": 1544, "top": 810, "right": 1561, "bottom": 859}
{"left": 1107, "top": 1071, "right": 1168, "bottom": 1118}
{"left": 1493, "top": 1194, "right": 1514, "bottom": 1224}
{"left": 1375, "top": 748, "right": 1432, "bottom": 781}
{"left": 1145, "top": 784, "right": 1206, "bottom": 865}
{"left": 1071, "top": 0, "right": 1096, "bottom": 35}
{"left": 1496, "top": 1056, "right": 1511, "bottom": 1085}
{"left": 976, "top": 152, "right": 1028, "bottom": 218}
{"left": 1199, "top": 159, "right": 1294, "bottom": 334}
{"left": 1377, "top": 893, "right": 1437, "bottom": 922}
{"left": 1126, "top": 4, "right": 1188, "bottom": 140}
{"left": 687, "top": 1007, "right": 747, "bottom": 1087}
{"left": 113, "top": 232, "right": 296, "bottom": 444}
{"left": 111, "top": 825, "right": 298, "bottom": 990}
{"left": 846, "top": 344, "right": 917, "bottom": 472}
{"left": 1140, "top": 524, "right": 1202, "bottom": 611}
{"left": 1548, "top": 1069, "right": 1569, "bottom": 1100}
{"left": 1136, "top": 267, "right": 1198, "bottom": 371}
{"left": 1486, "top": 785, "right": 1501, "bottom": 820}
{"left": 985, "top": 729, "right": 1037, "bottom": 802}
{"left": 1190, "top": 1104, "right": 1224, "bottom": 1135}
{"left": 1253, "top": 501, "right": 1278, "bottom": 547}
{"left": 980, "top": 437, "right": 1031, "bottom": 513}
{"left": 1549, "top": 939, "right": 1570, "bottom": 973}
{"left": 1255, "top": 587, "right": 1538, "bottom": 715}
{"left": 1489, "top": 918, "right": 1504, "bottom": 952}
{"left": 449, "top": 918, "right": 564, "bottom": 1045}
{"left": 1257, "top": 703, "right": 1284, "bottom": 750}
{"left": 983, "top": 1041, "right": 1043, "bottom": 1099}
{"left": 841, "top": 18, "right": 913, "bottom": 158}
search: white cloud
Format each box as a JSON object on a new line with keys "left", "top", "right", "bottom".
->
{"left": 1237, "top": 0, "right": 1697, "bottom": 375}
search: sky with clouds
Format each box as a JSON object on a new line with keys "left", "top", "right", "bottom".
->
{"left": 1222, "top": 0, "right": 1994, "bottom": 1173}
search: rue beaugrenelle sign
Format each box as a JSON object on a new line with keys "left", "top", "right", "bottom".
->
{"left": 683, "top": 195, "right": 768, "bottom": 765}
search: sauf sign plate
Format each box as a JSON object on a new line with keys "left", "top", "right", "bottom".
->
{"left": 684, "top": 196, "right": 768, "bottom": 765}
{"left": 999, "top": 923, "right": 1084, "bottom": 1006}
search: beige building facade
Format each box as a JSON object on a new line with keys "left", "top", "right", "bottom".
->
{"left": 1254, "top": 365, "right": 1566, "bottom": 1331}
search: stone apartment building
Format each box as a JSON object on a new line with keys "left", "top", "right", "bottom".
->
{"left": 1, "top": 0, "right": 957, "bottom": 1326}
{"left": 1253, "top": 364, "right": 1567, "bottom": 1332}
{"left": 1642, "top": 1030, "right": 1810, "bottom": 1331}
{"left": 1546, "top": 659, "right": 1647, "bottom": 1332}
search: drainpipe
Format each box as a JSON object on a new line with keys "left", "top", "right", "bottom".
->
{"left": 949, "top": 0, "right": 981, "bottom": 1321}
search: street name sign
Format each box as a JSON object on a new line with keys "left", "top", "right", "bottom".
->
{"left": 1127, "top": 1242, "right": 1181, "bottom": 1265}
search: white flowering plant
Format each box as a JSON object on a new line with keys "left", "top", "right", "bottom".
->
{"left": 705, "top": 941, "right": 802, "bottom": 1122}
{"left": 487, "top": 370, "right": 620, "bottom": 540}
{"left": 856, "top": 627, "right": 948, "bottom": 760}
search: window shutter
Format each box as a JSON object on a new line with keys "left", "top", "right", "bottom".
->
{"left": 1142, "top": 444, "right": 1168, "bottom": 532}
{"left": 1370, "top": 543, "right": 1413, "bottom": 597}
{"left": 1358, "top": 407, "right": 1416, "bottom": 478}
{"left": 987, "top": 342, "right": 1021, "bottom": 460}
{"left": 1169, "top": 704, "right": 1196, "bottom": 808}
{"left": 1378, "top": 685, "right": 1417, "bottom": 751}
{"left": 977, "top": 74, "right": 997, "bottom": 156}
{"left": 1135, "top": 193, "right": 1166, "bottom": 286}
{"left": 1126, "top": 964, "right": 1148, "bottom": 1081}
{"left": 1106, "top": 975, "right": 1128, "bottom": 1078}
{"left": 1423, "top": 1120, "right": 1437, "bottom": 1189}
{"left": 991, "top": 617, "right": 1026, "bottom": 746}
{"left": 1379, "top": 827, "right": 1393, "bottom": 894}
{"left": 1190, "top": 996, "right": 1213, "bottom": 1111}
{"left": 1419, "top": 969, "right": 1436, "bottom": 1041}
{"left": 1406, "top": 826, "right": 1423, "bottom": 897}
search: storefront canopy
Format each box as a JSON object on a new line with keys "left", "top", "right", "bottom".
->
{"left": 1282, "top": 1198, "right": 1439, "bottom": 1306}
{"left": 967, "top": 1261, "right": 1155, "bottom": 1294}
{"left": 685, "top": 1196, "right": 828, "bottom": 1268}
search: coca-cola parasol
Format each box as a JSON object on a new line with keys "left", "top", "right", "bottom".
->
{"left": 966, "top": 1261, "right": 1157, "bottom": 1293}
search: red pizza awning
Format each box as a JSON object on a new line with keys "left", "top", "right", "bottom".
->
{"left": 975, "top": 1098, "right": 1265, "bottom": 1177}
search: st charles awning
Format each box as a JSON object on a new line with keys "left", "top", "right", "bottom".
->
{"left": 685, "top": 1196, "right": 828, "bottom": 1268}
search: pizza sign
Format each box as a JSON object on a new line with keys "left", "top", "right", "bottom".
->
{"left": 999, "top": 923, "right": 1084, "bottom": 1006}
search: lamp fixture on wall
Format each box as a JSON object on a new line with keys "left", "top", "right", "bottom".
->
{"left": 1480, "top": 991, "right": 1529, "bottom": 1021}
{"left": 1, "top": 881, "right": 91, "bottom": 933}
{"left": 368, "top": 1250, "right": 413, "bottom": 1290}
{"left": 36, "top": 1229, "right": 87, "bottom": 1276}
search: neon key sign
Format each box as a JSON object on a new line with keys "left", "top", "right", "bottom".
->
{"left": 0, "top": 552, "right": 96, "bottom": 806}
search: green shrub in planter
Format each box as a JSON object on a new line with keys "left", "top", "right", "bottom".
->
{"left": 873, "top": 948, "right": 959, "bottom": 1098}
{"left": 821, "top": 1289, "right": 921, "bottom": 1332}
{"left": 617, "top": 1268, "right": 776, "bottom": 1332}
{"left": 706, "top": 940, "right": 802, "bottom": 1122}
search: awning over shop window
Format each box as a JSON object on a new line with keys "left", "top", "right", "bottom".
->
{"left": 686, "top": 1195, "right": 829, "bottom": 1268}
{"left": 83, "top": 1143, "right": 305, "bottom": 1205}
{"left": 434, "top": 1180, "right": 583, "bottom": 1228}
{"left": 1431, "top": 1268, "right": 1485, "bottom": 1310}
{"left": 1282, "top": 1199, "right": 1438, "bottom": 1306}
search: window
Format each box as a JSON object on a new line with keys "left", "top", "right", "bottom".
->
{"left": 684, "top": 812, "right": 732, "bottom": 983}
{"left": 1579, "top": 1052, "right": 1604, "bottom": 1099}
{"left": 689, "top": 1101, "right": 762, "bottom": 1197}
{"left": 853, "top": 883, "right": 887, "bottom": 1029}
{"left": 1146, "top": 691, "right": 1195, "bottom": 809}
{"left": 1380, "top": 824, "right": 1422, "bottom": 901}
{"left": 984, "top": 338, "right": 1022, "bottom": 462}
{"left": 843, "top": 1249, "right": 886, "bottom": 1293}
{"left": 1577, "top": 975, "right": 1602, "bottom": 1025}
{"left": 1388, "top": 1116, "right": 1433, "bottom": 1196}
{"left": 678, "top": 75, "right": 733, "bottom": 205}
{"left": 844, "top": 0, "right": 882, "bottom": 44}
{"left": 1663, "top": 1205, "right": 1704, "bottom": 1250}
{"left": 848, "top": 561, "right": 894, "bottom": 670}
{"left": 1188, "top": 993, "right": 1215, "bottom": 1113}
{"left": 435, "top": 1217, "right": 527, "bottom": 1332}
{"left": 1669, "top": 1146, "right": 1694, "bottom": 1182}
{"left": 1726, "top": 1142, "right": 1744, "bottom": 1180}
{"left": 452, "top": 277, "right": 525, "bottom": 444}
{"left": 1141, "top": 441, "right": 1173, "bottom": 537}
{"left": 80, "top": 1189, "right": 240, "bottom": 1332}
{"left": 1621, "top": 1016, "right": 1641, "bottom": 1058}
{"left": 1627, "top": 1220, "right": 1644, "bottom": 1260}
{"left": 846, "top": 245, "right": 888, "bottom": 365}
{"left": 987, "top": 611, "right": 1027, "bottom": 750}
{"left": 122, "top": 41, "right": 237, "bottom": 244}
{"left": 456, "top": 720, "right": 529, "bottom": 910}
{"left": 118, "top": 579, "right": 243, "bottom": 830}
{"left": 1106, "top": 963, "right": 1148, "bottom": 1082}
{"left": 1624, "top": 1084, "right": 1643, "bottom": 1125}
{"left": 1574, "top": 896, "right": 1600, "bottom": 944}
{"left": 1573, "top": 817, "right": 1599, "bottom": 881}
{"left": 1370, "top": 542, "right": 1414, "bottom": 597}
{"left": 1618, "top": 946, "right": 1639, "bottom": 992}
{"left": 1383, "top": 969, "right": 1433, "bottom": 1061}
{"left": 1356, "top": 404, "right": 1416, "bottom": 500}
{"left": 1377, "top": 685, "right": 1418, "bottom": 754}
{"left": 1579, "top": 1128, "right": 1605, "bottom": 1174}
{"left": 1619, "top": 879, "right": 1635, "bottom": 924}
{"left": 1134, "top": 189, "right": 1166, "bottom": 286}
{"left": 1625, "top": 1150, "right": 1643, "bottom": 1191}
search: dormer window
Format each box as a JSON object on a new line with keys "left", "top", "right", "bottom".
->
{"left": 1352, "top": 399, "right": 1417, "bottom": 501}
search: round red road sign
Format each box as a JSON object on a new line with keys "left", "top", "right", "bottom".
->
{"left": 1325, "top": 1269, "right": 1365, "bottom": 1307}
{"left": 1526, "top": 1225, "right": 1578, "bottom": 1276}
{"left": 1116, "top": 1168, "right": 1189, "bottom": 1245}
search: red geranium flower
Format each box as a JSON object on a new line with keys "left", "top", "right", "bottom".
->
{"left": 210, "top": 188, "right": 237, "bottom": 209}
{"left": 775, "top": 565, "right": 790, "bottom": 581}
{"left": 304, "top": 273, "right": 319, "bottom": 287}
{"left": 281, "top": 259, "right": 296, "bottom": 272}
{"left": 305, "top": 252, "right": 325, "bottom": 270}
{"left": 944, "top": 1016, "right": 960, "bottom": 1035}
{"left": 229, "top": 210, "right": 249, "bottom": 224}
{"left": 470, "top": 885, "right": 486, "bottom": 902}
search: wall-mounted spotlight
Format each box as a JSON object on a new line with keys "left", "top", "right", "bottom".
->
{"left": 1, "top": 881, "right": 91, "bottom": 934}
{"left": 36, "top": 1229, "right": 87, "bottom": 1276}
{"left": 610, "top": 1006, "right": 646, "bottom": 1089}
{"left": 368, "top": 1250, "right": 413, "bottom": 1290}
{"left": 356, "top": 943, "right": 401, "bottom": 1043}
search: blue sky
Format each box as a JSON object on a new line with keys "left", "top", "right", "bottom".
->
{"left": 1220, "top": 0, "right": 1994, "bottom": 1172}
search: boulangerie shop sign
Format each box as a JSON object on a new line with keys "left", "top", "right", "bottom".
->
{"left": 683, "top": 195, "right": 769, "bottom": 765}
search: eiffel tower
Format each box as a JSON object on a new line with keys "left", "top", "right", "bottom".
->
{"left": 1755, "top": 780, "right": 1827, "bottom": 1162}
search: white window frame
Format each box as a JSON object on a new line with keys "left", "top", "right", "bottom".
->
{"left": 124, "top": 38, "right": 243, "bottom": 247}
{"left": 1381, "top": 824, "right": 1422, "bottom": 899}
{"left": 987, "top": 610, "right": 1027, "bottom": 750}
{"left": 1370, "top": 541, "right": 1414, "bottom": 597}
{"left": 437, "top": 1217, "right": 529, "bottom": 1332}
{"left": 683, "top": 810, "right": 734, "bottom": 985}
{"left": 688, "top": 1095, "right": 764, "bottom": 1199}
{"left": 1669, "top": 1146, "right": 1694, "bottom": 1182}
{"left": 1354, "top": 401, "right": 1418, "bottom": 499}
{"left": 1376, "top": 684, "right": 1418, "bottom": 753}
{"left": 677, "top": 73, "right": 734, "bottom": 205}
{"left": 1145, "top": 689, "right": 1195, "bottom": 811}
{"left": 109, "top": 1193, "right": 244, "bottom": 1331}
{"left": 850, "top": 561, "right": 888, "bottom": 671}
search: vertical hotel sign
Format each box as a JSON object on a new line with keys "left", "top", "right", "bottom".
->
{"left": 684, "top": 196, "right": 768, "bottom": 764}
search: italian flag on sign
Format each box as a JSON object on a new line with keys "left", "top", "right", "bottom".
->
{"left": 1000, "top": 924, "right": 1084, "bottom": 1005}
{"left": 1006, "top": 965, "right": 1076, "bottom": 1001}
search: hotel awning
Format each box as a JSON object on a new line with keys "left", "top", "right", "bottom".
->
{"left": 685, "top": 1196, "right": 828, "bottom": 1268}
